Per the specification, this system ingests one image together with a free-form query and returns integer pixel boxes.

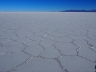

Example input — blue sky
[0,0,96,12]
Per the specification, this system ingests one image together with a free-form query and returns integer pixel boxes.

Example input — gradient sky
[0,0,96,12]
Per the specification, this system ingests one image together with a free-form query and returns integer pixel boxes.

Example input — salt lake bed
[0,12,96,72]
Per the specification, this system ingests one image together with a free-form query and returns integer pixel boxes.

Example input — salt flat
[0,12,96,72]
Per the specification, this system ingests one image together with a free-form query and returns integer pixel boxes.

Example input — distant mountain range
[60,9,96,12]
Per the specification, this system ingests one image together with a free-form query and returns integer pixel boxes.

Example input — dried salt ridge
[0,12,96,72]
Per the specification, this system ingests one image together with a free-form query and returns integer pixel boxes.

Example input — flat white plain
[0,12,96,72]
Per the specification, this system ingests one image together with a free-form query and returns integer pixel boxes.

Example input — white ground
[0,12,96,72]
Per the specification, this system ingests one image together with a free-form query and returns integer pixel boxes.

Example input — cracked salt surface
[59,56,95,72]
[40,46,61,58]
[12,57,64,72]
[0,43,24,53]
[0,52,30,72]
[55,42,78,55]
[0,12,96,72]
[78,47,96,62]
[24,45,44,56]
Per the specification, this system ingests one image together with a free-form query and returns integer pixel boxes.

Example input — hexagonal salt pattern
[40,46,61,58]
[39,39,55,47]
[0,43,25,53]
[55,42,78,55]
[77,48,96,62]
[24,45,44,56]
[73,40,90,47]
[12,57,64,72]
[0,12,96,72]
[0,52,30,72]
[58,56,95,72]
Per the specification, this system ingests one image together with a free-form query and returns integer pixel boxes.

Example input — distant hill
[60,9,96,12]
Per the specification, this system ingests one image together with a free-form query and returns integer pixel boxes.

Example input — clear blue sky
[0,0,96,12]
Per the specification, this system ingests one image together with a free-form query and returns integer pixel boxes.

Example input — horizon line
[0,9,96,12]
